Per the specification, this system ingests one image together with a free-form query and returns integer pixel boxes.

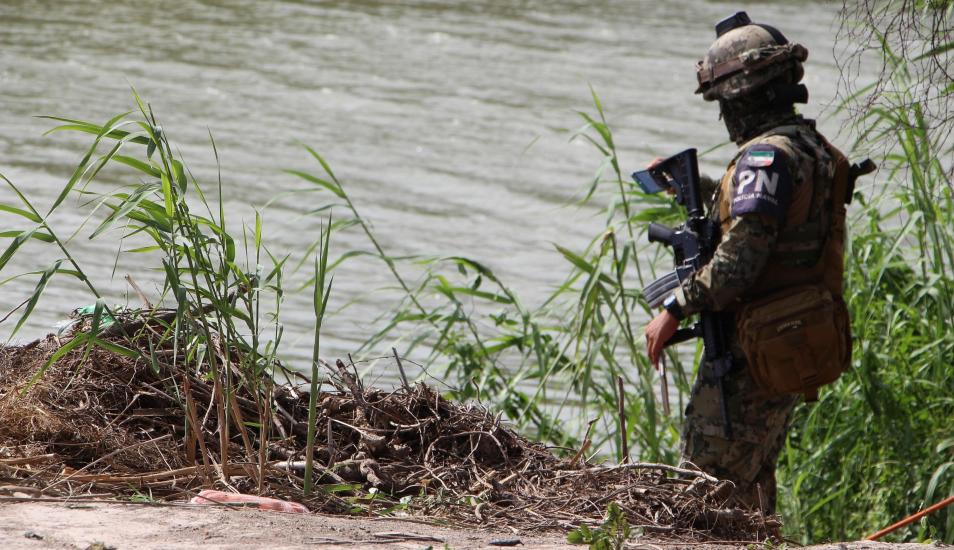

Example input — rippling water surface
[0,1,859,377]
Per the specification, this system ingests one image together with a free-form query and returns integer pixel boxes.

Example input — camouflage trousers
[680,352,799,515]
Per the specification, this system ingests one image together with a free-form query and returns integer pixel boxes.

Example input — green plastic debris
[74,304,117,328]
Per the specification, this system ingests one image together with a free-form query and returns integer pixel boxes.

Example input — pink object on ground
[190,489,310,514]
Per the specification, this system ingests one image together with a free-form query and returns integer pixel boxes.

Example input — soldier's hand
[644,310,679,369]
[646,157,676,195]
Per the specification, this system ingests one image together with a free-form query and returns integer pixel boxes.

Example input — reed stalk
[304,219,332,496]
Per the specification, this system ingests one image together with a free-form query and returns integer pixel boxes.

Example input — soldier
[644,12,853,514]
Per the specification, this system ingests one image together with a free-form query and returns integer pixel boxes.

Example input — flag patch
[747,150,775,167]
[731,144,793,223]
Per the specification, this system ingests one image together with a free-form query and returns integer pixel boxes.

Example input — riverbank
[0,328,773,544]
[0,502,946,550]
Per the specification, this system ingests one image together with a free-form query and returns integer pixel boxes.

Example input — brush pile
[0,311,776,542]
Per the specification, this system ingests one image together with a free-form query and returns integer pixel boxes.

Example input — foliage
[0,25,951,542]
[304,218,333,496]
[286,87,692,461]
[567,502,632,550]
[0,91,295,487]
[837,0,954,160]
[284,60,953,546]
[777,35,954,544]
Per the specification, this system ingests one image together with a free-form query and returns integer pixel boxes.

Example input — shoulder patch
[746,149,775,167]
[730,144,794,223]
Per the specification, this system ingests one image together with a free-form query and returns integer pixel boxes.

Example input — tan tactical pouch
[736,284,851,401]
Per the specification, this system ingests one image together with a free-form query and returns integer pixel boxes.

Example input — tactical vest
[714,121,854,400]
[714,121,851,301]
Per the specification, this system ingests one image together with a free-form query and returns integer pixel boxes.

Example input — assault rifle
[633,149,735,438]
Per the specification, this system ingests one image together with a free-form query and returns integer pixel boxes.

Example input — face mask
[717,90,799,144]
[718,98,760,143]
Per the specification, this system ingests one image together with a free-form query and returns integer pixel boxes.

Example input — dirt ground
[0,501,947,550]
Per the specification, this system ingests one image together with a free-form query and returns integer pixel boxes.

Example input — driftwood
[0,312,776,542]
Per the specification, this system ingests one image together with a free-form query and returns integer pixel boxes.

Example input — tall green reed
[0,92,293,483]
[777,40,953,543]
[281,88,692,461]
[304,219,332,496]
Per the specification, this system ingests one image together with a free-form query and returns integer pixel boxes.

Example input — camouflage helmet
[695,12,808,102]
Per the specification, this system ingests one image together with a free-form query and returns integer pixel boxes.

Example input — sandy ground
[0,501,947,550]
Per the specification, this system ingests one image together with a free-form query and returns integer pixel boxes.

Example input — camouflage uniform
[671,113,841,514]
[648,12,849,514]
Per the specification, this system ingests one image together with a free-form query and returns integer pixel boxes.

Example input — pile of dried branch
[0,312,776,542]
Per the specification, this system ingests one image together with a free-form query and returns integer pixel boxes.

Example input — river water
[0,1,862,383]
